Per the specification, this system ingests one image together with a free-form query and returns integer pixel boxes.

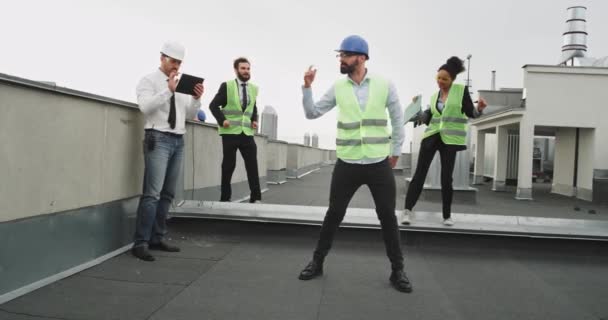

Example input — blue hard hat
[336,35,369,59]
[197,109,206,122]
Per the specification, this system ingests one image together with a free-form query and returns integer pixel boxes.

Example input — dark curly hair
[438,56,465,80]
[233,57,250,69]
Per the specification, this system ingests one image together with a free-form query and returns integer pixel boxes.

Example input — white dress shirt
[236,78,250,108]
[136,69,201,135]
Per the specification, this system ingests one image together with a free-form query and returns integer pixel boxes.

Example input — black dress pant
[313,158,404,271]
[405,134,458,219]
[220,134,261,202]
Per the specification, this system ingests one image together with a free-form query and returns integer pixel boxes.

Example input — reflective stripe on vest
[218,80,258,136]
[336,136,390,146]
[422,83,468,145]
[335,76,391,160]
[337,119,388,129]
[222,110,254,118]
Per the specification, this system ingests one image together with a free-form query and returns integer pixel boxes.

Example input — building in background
[312,133,319,148]
[468,6,608,203]
[304,132,311,146]
[261,105,278,140]
[410,6,608,204]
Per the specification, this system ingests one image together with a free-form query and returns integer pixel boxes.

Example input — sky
[1,0,606,150]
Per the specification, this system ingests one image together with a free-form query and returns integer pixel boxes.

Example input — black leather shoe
[149,241,181,252]
[131,246,155,261]
[390,270,413,293]
[298,260,323,280]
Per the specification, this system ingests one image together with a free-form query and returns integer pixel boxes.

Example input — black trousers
[405,134,458,219]
[313,158,404,271]
[220,134,261,202]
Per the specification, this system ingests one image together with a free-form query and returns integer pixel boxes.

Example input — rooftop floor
[2,165,607,320]
[2,219,607,320]
[172,166,608,240]
[261,166,606,220]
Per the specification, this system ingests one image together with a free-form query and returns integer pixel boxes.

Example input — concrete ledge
[0,197,137,302]
[405,178,477,204]
[0,244,131,305]
[172,201,608,241]
[0,72,137,110]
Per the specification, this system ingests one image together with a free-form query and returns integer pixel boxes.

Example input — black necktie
[168,94,176,129]
[241,83,248,110]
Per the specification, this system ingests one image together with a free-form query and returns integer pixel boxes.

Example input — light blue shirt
[302,72,405,164]
[437,99,445,113]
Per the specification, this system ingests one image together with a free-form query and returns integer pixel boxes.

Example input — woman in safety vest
[401,56,487,226]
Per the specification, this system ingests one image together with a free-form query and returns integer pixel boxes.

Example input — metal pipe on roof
[561,6,588,64]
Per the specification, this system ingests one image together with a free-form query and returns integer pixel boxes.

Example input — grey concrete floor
[2,165,607,320]
[262,166,607,220]
[1,219,607,320]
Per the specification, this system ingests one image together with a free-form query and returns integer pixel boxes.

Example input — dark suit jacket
[209,80,259,126]
[420,86,480,151]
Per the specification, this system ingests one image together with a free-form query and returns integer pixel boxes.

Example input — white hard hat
[160,41,185,61]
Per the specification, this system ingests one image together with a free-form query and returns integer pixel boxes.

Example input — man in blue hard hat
[297,35,413,293]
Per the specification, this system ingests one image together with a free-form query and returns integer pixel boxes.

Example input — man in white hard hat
[132,41,204,261]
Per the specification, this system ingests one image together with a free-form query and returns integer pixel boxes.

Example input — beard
[237,73,250,82]
[340,61,357,75]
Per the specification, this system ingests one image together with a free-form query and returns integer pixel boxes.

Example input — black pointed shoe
[131,246,155,261]
[298,260,323,280]
[149,241,181,252]
[390,270,413,293]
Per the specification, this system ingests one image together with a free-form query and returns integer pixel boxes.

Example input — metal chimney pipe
[561,6,587,64]
[304,132,311,146]
[491,70,496,90]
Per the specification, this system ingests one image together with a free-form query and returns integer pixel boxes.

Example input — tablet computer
[175,73,205,95]
[404,94,422,124]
